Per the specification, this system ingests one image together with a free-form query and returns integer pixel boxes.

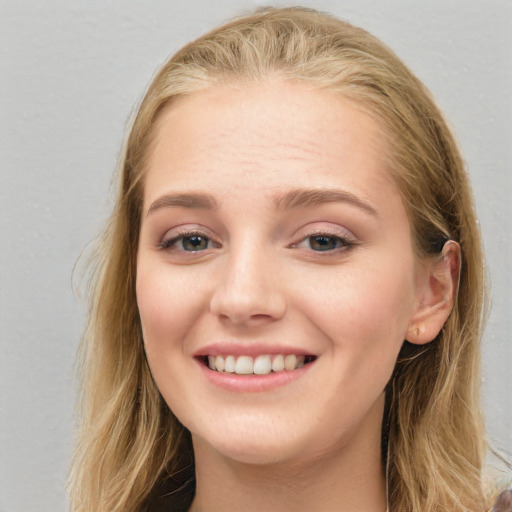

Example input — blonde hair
[69,7,490,511]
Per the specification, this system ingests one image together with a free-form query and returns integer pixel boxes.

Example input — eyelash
[159,228,356,255]
[158,230,220,252]
[290,230,356,253]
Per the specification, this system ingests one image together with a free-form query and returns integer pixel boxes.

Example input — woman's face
[136,79,427,466]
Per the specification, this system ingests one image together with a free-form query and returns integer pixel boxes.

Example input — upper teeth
[207,354,306,375]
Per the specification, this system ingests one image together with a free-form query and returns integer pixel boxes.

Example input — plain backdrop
[1,1,511,511]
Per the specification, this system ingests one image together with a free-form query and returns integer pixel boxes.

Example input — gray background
[1,1,510,511]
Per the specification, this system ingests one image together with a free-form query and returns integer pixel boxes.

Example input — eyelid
[290,224,358,244]
[158,225,221,250]
[288,224,359,255]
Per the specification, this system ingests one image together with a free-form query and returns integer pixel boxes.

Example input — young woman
[69,7,511,512]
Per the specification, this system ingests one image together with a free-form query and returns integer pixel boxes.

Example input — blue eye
[160,233,215,252]
[180,235,211,251]
[307,235,348,251]
[290,232,354,253]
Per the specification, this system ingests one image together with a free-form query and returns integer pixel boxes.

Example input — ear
[406,241,461,345]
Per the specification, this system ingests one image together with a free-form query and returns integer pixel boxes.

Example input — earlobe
[406,240,461,345]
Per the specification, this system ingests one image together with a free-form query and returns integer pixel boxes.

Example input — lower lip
[197,359,314,392]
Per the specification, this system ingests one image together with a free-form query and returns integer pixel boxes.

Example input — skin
[136,78,456,511]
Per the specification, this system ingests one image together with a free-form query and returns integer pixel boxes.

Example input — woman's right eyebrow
[146,192,218,215]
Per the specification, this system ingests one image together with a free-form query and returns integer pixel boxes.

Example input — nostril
[250,313,274,321]
[209,274,287,325]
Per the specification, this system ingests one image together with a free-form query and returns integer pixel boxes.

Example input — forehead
[144,78,395,208]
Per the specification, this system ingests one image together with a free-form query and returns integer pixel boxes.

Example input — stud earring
[409,324,425,338]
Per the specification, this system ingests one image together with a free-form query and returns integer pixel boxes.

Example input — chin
[191,416,311,466]
[210,440,301,466]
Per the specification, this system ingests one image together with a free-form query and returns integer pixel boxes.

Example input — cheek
[293,257,415,364]
[136,265,202,357]
[353,270,414,340]
[135,265,202,416]
[138,257,210,317]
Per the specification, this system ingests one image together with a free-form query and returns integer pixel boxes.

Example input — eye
[307,234,351,251]
[159,232,218,252]
[290,230,355,253]
[307,235,349,251]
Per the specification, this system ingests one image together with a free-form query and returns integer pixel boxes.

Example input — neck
[189,406,387,512]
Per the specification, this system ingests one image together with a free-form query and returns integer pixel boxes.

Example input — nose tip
[209,257,287,326]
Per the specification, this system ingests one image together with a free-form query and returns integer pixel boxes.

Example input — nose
[209,246,287,326]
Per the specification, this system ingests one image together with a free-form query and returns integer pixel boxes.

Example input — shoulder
[492,490,512,512]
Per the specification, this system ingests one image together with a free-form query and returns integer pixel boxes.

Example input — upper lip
[193,343,316,358]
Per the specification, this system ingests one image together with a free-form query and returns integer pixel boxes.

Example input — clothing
[145,481,512,511]
[493,489,512,512]
[144,470,194,512]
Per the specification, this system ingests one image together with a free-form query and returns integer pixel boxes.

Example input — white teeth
[215,356,225,372]
[235,355,253,374]
[284,354,297,371]
[206,354,310,374]
[271,354,284,372]
[253,355,272,375]
[224,355,235,373]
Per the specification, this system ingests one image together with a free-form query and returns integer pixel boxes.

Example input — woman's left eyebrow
[273,188,379,217]
[146,192,218,216]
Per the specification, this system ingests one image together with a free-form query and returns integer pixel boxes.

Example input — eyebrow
[147,192,218,215]
[146,188,379,217]
[273,188,379,216]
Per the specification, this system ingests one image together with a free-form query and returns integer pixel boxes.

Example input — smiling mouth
[198,354,317,375]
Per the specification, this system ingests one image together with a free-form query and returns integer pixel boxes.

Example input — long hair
[69,7,489,511]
